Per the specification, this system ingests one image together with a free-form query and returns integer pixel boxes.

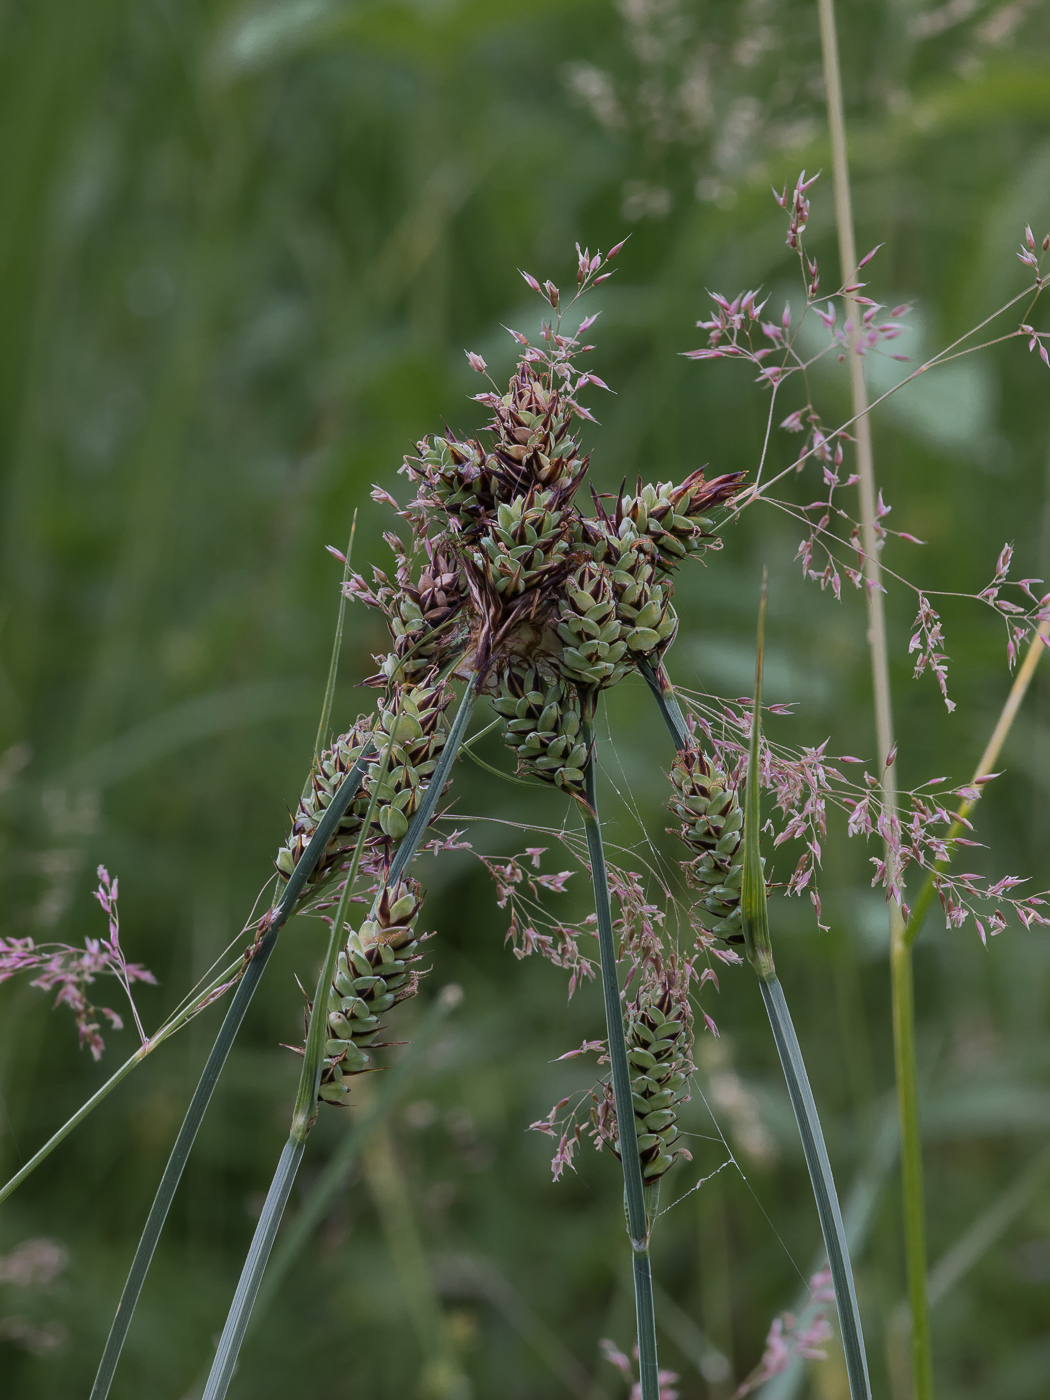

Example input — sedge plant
[81,239,878,1396]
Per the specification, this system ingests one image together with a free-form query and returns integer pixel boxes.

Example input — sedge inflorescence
[273,245,745,1187]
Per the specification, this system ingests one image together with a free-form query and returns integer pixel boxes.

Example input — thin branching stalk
[89,748,374,1400]
[905,624,1049,945]
[815,3,929,1392]
[579,698,660,1400]
[741,583,871,1400]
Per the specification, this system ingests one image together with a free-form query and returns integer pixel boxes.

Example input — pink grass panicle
[0,866,156,1061]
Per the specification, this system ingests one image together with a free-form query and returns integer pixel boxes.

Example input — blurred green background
[2,1,1050,1396]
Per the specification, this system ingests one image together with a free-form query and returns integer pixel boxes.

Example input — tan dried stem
[817,3,929,1396]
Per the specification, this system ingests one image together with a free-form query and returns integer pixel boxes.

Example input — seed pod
[275,723,374,890]
[615,979,692,1183]
[316,879,428,1103]
[381,547,469,685]
[553,562,630,689]
[667,747,746,941]
[403,433,501,528]
[492,664,587,795]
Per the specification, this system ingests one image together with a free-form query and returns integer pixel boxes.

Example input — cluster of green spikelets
[623,979,692,1182]
[275,679,451,886]
[667,747,747,944]
[268,276,745,1186]
[317,879,426,1103]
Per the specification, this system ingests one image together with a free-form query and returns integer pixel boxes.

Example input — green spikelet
[606,536,678,657]
[667,747,745,942]
[614,469,745,572]
[275,678,452,884]
[620,979,692,1182]
[473,490,570,598]
[491,664,588,795]
[316,879,427,1103]
[553,561,629,689]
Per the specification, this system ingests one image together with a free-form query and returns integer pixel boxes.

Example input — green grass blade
[311,517,356,770]
[201,687,432,1397]
[580,699,661,1400]
[89,750,372,1400]
[254,983,463,1320]
[201,1137,306,1400]
[757,979,871,1400]
[741,580,871,1400]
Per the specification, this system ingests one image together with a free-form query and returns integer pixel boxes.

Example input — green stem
[201,1137,306,1400]
[890,932,932,1396]
[645,637,871,1398]
[253,983,463,1321]
[89,748,374,1400]
[579,699,660,1400]
[758,977,871,1400]
[741,588,870,1400]
[311,516,356,769]
[0,956,245,1208]
[638,658,688,749]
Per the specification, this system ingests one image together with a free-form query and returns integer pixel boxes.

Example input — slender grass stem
[579,698,660,1400]
[0,954,243,1208]
[639,658,689,749]
[89,749,374,1400]
[741,584,871,1400]
[815,3,930,1393]
[311,515,356,768]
